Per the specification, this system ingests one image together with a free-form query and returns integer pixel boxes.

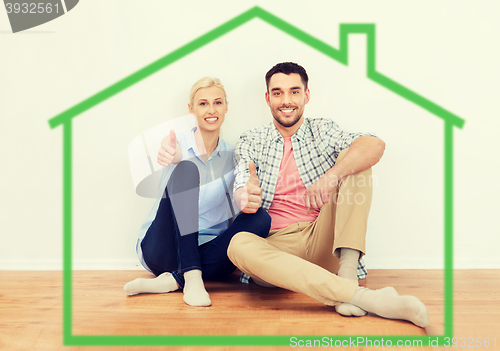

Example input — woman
[124,77,270,306]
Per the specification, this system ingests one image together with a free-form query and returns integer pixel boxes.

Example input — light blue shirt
[136,127,236,272]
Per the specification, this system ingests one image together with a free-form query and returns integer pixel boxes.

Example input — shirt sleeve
[324,120,377,159]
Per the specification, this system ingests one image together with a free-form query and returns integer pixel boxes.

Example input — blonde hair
[189,77,227,106]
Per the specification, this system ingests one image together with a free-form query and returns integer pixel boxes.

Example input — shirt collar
[293,118,309,142]
[212,136,224,157]
[270,118,310,143]
[270,123,283,143]
[187,127,224,158]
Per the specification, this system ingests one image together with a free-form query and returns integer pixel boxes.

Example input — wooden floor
[0,270,498,350]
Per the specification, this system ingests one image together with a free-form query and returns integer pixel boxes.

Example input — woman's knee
[235,208,271,237]
[167,160,200,194]
[253,208,271,236]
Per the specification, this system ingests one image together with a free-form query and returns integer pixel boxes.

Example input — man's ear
[304,89,310,105]
[265,91,271,107]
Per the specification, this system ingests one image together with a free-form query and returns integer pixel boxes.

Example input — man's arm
[328,135,385,180]
[305,136,385,210]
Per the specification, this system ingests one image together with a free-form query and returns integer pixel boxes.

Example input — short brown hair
[265,62,309,91]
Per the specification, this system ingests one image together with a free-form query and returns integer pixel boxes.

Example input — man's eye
[274,92,281,96]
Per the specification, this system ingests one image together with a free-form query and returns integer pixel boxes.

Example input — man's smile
[279,107,296,116]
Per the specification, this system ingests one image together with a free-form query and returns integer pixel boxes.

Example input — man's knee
[337,148,373,177]
[227,232,258,262]
[337,148,349,162]
[336,148,373,195]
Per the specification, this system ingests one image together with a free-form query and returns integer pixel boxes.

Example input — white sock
[123,272,179,296]
[337,247,360,281]
[183,270,211,307]
[335,248,367,317]
[349,286,430,328]
[335,301,367,317]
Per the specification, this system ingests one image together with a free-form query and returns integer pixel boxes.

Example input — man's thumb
[169,129,177,147]
[249,161,260,186]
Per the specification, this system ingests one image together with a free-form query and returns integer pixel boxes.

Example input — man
[228,62,429,327]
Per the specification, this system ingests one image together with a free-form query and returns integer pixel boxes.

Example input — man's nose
[282,92,292,105]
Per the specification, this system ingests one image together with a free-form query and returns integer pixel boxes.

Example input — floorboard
[0,269,498,350]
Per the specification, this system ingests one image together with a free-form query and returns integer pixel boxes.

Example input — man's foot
[349,286,429,327]
[335,303,367,317]
[183,270,211,307]
[123,272,179,296]
[336,248,366,316]
[338,248,360,281]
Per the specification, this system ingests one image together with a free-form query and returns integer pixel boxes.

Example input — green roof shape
[48,5,462,347]
[48,5,465,130]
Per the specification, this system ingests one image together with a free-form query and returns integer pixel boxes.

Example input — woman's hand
[157,129,182,167]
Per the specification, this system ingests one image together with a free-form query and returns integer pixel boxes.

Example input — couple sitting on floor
[124,62,429,328]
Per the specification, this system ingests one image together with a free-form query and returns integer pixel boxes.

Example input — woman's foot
[123,272,179,296]
[183,269,211,307]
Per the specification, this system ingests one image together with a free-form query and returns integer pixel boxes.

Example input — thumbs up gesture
[241,161,262,213]
[157,129,182,167]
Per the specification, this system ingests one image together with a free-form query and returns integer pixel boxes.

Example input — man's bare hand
[239,161,262,213]
[305,172,339,212]
[157,129,182,167]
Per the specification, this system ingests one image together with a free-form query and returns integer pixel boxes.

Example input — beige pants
[227,149,373,306]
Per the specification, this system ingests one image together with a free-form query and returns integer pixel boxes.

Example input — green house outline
[48,6,464,347]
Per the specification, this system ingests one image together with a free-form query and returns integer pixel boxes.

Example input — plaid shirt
[234,118,375,283]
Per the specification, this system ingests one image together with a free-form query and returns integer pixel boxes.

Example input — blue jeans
[140,160,271,288]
